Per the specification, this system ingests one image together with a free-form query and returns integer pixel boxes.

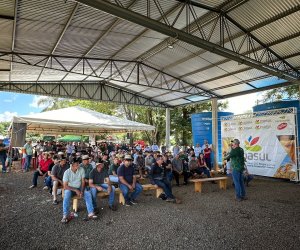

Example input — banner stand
[221,108,299,182]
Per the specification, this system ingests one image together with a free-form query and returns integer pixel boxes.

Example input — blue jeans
[0,154,7,172]
[197,167,211,178]
[119,183,143,202]
[154,179,174,199]
[166,171,173,182]
[232,169,246,199]
[63,188,94,216]
[24,155,32,171]
[45,176,52,189]
[90,184,115,207]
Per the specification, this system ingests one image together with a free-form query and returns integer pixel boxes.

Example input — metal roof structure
[0,0,299,108]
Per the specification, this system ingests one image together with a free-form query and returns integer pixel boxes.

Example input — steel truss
[221,107,296,120]
[76,0,300,82]
[0,80,168,108]
[0,51,214,97]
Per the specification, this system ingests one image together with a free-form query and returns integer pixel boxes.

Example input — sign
[221,113,298,181]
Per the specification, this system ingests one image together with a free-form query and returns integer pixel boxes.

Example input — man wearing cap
[80,155,93,181]
[117,154,143,206]
[89,162,117,211]
[0,138,8,173]
[51,156,69,205]
[226,139,246,201]
[100,153,110,173]
[134,151,145,179]
[61,159,96,223]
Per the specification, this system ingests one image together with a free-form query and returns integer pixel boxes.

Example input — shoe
[235,198,242,202]
[29,185,36,189]
[166,197,175,202]
[61,216,69,224]
[43,186,49,190]
[130,199,138,205]
[52,200,58,205]
[242,197,248,200]
[183,182,188,185]
[125,200,132,206]
[211,181,217,184]
[88,214,98,220]
[109,204,117,211]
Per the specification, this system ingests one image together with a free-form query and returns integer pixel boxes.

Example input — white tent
[11,106,155,135]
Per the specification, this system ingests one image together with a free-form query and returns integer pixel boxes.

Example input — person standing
[23,140,33,172]
[194,143,201,158]
[203,144,212,170]
[0,138,8,173]
[226,139,246,201]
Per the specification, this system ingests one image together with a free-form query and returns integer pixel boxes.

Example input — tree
[261,85,299,102]
[0,122,10,136]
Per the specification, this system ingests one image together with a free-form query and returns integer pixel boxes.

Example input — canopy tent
[11,106,155,135]
[57,135,86,142]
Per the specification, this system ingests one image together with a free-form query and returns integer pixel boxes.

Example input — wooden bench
[189,177,228,193]
[67,184,163,212]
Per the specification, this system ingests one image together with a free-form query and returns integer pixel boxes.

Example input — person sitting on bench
[51,156,69,205]
[149,155,179,203]
[29,152,53,189]
[61,159,96,223]
[89,162,117,211]
[117,154,143,206]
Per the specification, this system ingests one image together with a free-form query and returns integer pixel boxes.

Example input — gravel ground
[0,171,299,250]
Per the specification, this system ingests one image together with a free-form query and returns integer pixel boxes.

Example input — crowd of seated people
[24,140,215,223]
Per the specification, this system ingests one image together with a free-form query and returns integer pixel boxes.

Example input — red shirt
[198,158,206,167]
[203,148,211,159]
[39,158,53,172]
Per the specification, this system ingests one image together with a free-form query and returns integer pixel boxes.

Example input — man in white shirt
[194,143,201,158]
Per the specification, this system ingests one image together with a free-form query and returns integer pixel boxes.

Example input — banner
[221,113,298,181]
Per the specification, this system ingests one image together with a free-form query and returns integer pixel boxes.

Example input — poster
[221,113,298,181]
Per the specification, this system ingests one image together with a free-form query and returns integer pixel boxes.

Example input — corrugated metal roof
[0,0,299,107]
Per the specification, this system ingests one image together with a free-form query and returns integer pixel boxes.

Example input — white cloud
[223,93,262,115]
[3,99,13,103]
[29,95,49,108]
[0,111,18,122]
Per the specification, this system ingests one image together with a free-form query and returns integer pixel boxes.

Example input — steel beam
[0,80,168,108]
[10,0,18,81]
[75,0,298,82]
[0,51,213,96]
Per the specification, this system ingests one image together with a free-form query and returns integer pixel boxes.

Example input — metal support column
[166,108,171,151]
[211,98,218,170]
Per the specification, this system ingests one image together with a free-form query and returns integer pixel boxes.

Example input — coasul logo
[244,136,262,152]
[277,122,287,130]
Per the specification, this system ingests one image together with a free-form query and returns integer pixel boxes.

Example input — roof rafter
[36,2,80,82]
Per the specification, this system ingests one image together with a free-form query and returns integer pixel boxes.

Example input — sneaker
[236,198,242,202]
[125,200,132,206]
[166,197,175,202]
[53,200,58,205]
[109,204,117,211]
[130,199,138,205]
[29,185,36,189]
[43,186,49,190]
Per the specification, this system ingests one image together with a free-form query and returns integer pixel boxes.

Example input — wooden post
[73,198,78,212]
[156,188,163,198]
[194,182,202,193]
[119,193,125,205]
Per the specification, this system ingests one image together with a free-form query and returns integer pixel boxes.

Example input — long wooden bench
[189,177,228,193]
[67,184,163,212]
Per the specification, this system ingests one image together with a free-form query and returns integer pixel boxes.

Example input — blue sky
[0,92,44,122]
[0,90,261,122]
